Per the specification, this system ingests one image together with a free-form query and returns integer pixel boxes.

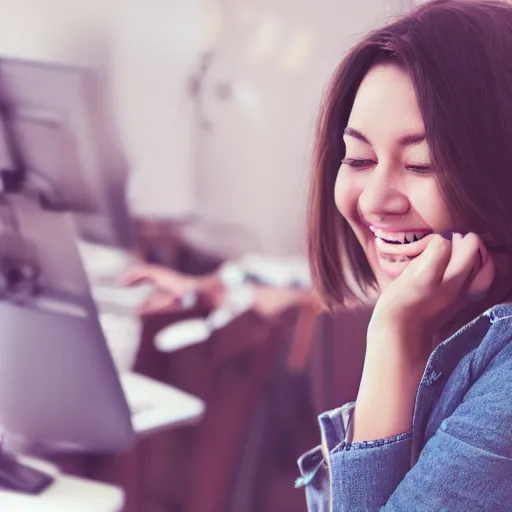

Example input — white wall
[194,0,407,255]
[110,0,206,219]
[0,0,115,62]
[0,0,408,256]
[0,0,206,221]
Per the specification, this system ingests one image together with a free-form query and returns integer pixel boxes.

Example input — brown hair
[308,0,512,310]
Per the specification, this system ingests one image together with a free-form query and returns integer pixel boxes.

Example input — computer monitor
[0,56,136,459]
[0,197,136,456]
[0,56,134,247]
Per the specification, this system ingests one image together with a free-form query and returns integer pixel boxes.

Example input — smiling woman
[308,1,512,310]
[298,1,512,511]
[334,64,450,284]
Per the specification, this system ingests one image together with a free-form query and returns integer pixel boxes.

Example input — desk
[1,374,205,512]
[121,372,205,435]
[0,457,124,512]
[42,373,206,512]
[77,241,134,283]
[6,243,205,511]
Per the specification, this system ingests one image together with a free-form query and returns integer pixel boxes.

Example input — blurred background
[0,1,417,511]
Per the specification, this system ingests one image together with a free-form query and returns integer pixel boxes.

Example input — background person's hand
[122,264,196,295]
[121,264,199,315]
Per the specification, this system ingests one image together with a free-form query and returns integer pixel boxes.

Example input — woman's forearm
[351,324,429,443]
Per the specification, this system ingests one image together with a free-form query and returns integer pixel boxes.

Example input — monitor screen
[0,56,134,247]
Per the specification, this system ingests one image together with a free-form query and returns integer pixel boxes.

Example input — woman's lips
[372,233,436,279]
[374,232,435,258]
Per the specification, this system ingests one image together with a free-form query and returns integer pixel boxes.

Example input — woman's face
[335,64,454,291]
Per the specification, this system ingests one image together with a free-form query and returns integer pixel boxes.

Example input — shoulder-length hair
[308,0,512,311]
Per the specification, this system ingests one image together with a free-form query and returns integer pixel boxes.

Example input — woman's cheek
[334,169,359,218]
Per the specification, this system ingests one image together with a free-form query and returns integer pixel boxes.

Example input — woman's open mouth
[369,226,434,276]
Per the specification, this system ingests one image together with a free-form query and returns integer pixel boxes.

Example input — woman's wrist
[368,317,433,364]
[351,323,429,443]
[352,362,425,442]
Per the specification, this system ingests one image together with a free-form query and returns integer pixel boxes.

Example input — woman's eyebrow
[343,127,370,144]
[343,126,426,146]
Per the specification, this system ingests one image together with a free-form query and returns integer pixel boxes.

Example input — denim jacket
[296,304,512,511]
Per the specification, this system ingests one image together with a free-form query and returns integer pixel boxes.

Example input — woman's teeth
[370,227,430,245]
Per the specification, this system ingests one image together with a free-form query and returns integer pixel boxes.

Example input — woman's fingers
[467,237,495,298]
[440,233,481,295]
[403,234,452,289]
[412,232,493,302]
[374,231,496,334]
[401,232,489,302]
[441,232,496,302]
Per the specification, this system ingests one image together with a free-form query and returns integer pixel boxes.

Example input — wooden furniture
[184,308,298,512]
[47,371,205,512]
[130,287,314,512]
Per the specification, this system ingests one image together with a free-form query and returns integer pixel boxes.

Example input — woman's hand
[352,232,495,442]
[370,232,494,353]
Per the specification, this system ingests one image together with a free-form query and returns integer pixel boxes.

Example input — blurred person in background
[122,253,312,317]
[297,0,512,510]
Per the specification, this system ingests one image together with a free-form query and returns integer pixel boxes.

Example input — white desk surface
[77,241,134,283]
[0,457,123,512]
[0,374,204,511]
[122,372,205,436]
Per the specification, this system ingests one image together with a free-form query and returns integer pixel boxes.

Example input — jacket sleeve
[296,402,356,511]
[326,345,512,511]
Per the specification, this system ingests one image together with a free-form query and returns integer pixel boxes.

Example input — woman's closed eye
[405,163,434,175]
[341,158,376,169]
[341,157,434,175]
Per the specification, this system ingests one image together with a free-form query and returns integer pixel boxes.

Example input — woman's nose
[357,167,410,222]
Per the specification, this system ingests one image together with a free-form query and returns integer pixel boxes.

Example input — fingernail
[440,230,467,240]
